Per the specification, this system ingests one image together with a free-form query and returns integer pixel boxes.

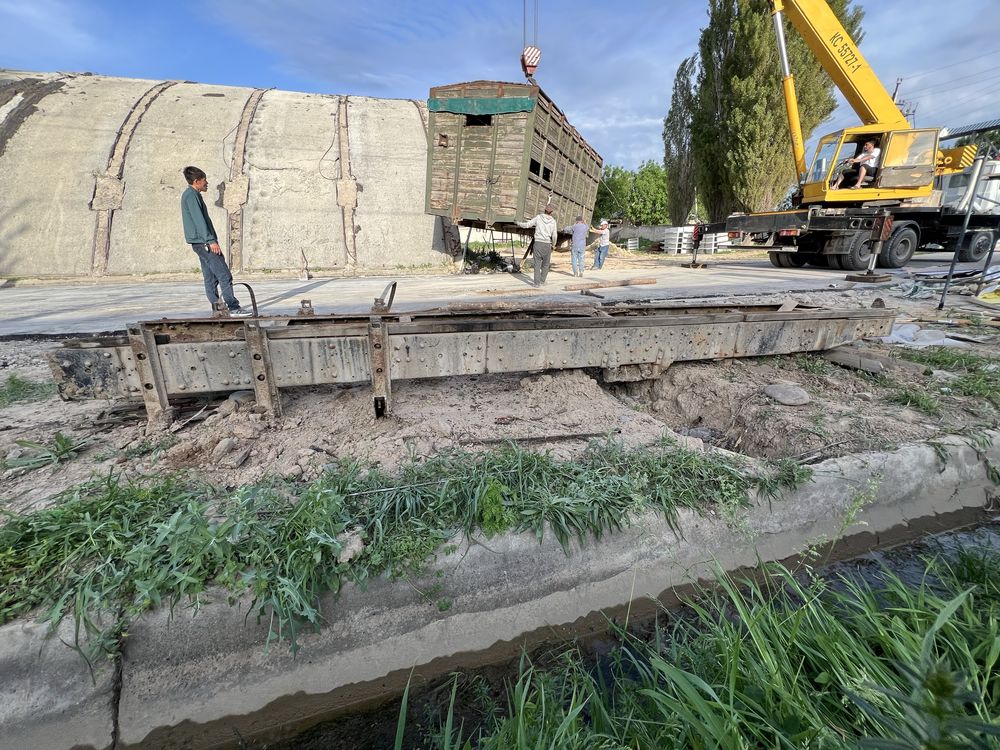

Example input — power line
[900,45,1000,80]
[918,75,1000,114]
[902,64,1000,98]
[918,87,995,123]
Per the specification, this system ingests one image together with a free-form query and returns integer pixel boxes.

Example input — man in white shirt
[590,219,611,269]
[832,139,881,190]
[517,203,559,286]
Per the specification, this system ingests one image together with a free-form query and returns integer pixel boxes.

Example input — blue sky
[2,0,999,169]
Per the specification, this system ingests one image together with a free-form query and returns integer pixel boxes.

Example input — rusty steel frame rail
[46,300,895,423]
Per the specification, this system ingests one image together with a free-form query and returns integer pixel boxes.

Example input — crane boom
[773,0,909,130]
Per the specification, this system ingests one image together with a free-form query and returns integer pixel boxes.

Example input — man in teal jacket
[181,166,250,316]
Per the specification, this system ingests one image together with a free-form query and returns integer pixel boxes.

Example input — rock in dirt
[212,437,238,458]
[220,447,250,469]
[231,422,263,440]
[216,399,238,417]
[764,383,811,406]
[931,369,959,383]
[166,440,197,462]
[683,426,722,442]
[336,531,365,563]
[229,390,256,406]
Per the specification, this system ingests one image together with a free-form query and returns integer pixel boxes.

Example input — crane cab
[800,126,939,205]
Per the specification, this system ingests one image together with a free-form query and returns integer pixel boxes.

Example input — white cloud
[199,0,690,166]
[0,0,102,63]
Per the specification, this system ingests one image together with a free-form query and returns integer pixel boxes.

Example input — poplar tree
[680,0,863,220]
[663,56,699,226]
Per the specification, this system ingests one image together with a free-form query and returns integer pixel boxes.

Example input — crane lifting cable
[521,0,541,82]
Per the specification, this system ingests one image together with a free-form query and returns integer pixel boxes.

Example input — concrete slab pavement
[0,256,873,336]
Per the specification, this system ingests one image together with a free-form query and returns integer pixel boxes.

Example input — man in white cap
[517,203,559,286]
[590,218,611,270]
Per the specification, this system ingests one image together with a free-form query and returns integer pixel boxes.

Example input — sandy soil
[2,285,998,513]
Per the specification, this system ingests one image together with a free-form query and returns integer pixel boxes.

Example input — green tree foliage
[663,56,699,225]
[594,161,670,226]
[594,164,633,223]
[686,0,863,220]
[632,160,670,225]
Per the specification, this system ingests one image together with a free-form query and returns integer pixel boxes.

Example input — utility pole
[891,77,903,103]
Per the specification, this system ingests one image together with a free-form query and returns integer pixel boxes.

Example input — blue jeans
[571,246,585,275]
[192,243,240,310]
[593,245,609,269]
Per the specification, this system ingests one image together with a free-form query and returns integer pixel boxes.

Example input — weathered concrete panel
[348,97,448,269]
[108,81,253,275]
[0,618,115,750]
[241,90,345,271]
[0,73,152,277]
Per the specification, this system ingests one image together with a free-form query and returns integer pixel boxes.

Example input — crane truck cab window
[808,138,840,184]
[879,129,939,189]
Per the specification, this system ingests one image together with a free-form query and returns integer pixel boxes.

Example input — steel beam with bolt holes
[46,299,895,423]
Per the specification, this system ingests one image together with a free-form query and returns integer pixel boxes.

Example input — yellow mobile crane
[725,0,1000,271]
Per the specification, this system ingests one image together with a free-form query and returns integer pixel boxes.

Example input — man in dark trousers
[180,166,251,316]
[516,203,559,286]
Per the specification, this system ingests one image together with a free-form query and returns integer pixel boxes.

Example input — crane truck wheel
[785,253,807,267]
[768,251,784,268]
[878,226,918,269]
[957,230,996,263]
[839,232,874,272]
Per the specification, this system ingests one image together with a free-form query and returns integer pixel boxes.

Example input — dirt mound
[614,347,989,460]
[2,366,670,511]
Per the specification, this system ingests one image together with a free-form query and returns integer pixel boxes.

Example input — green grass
[412,548,1000,749]
[886,387,942,416]
[794,354,835,376]
[0,374,55,408]
[0,437,810,656]
[898,347,1000,408]
[2,431,91,471]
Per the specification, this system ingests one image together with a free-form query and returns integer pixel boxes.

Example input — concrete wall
[3,432,998,749]
[0,70,453,279]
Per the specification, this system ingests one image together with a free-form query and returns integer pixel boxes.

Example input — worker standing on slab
[517,203,559,286]
[591,219,610,270]
[180,166,251,317]
[562,214,590,277]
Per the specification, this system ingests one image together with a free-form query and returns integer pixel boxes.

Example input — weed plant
[0,374,55,408]
[886,387,942,416]
[898,347,1000,408]
[0,437,809,655]
[412,550,1000,749]
[3,431,91,471]
[794,354,835,376]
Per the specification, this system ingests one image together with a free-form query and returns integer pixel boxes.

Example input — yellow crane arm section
[774,0,909,130]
